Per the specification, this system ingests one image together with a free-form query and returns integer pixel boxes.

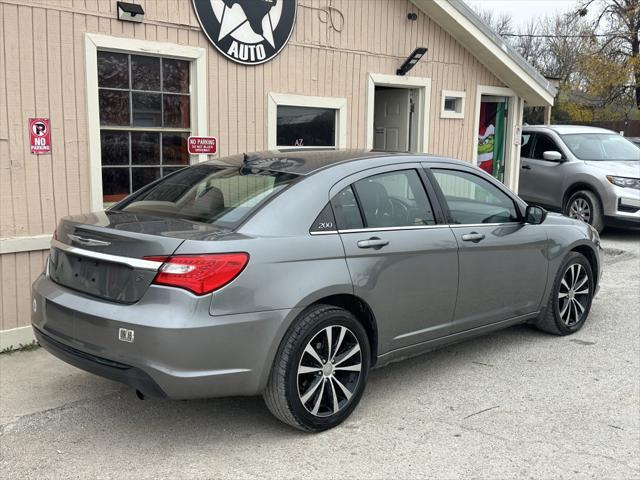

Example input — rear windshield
[560,133,640,161]
[113,164,299,228]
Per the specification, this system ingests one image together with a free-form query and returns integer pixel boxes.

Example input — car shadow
[45,322,551,441]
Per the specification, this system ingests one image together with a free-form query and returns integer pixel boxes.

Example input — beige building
[0,0,555,349]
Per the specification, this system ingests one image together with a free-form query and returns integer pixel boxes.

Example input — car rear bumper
[32,273,299,399]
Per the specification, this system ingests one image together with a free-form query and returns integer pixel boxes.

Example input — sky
[466,0,582,28]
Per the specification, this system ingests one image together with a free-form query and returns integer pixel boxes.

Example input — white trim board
[267,93,347,150]
[0,326,36,351]
[0,234,52,254]
[84,34,208,212]
[440,89,466,119]
[366,73,432,153]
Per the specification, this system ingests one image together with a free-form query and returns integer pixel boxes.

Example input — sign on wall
[188,136,218,155]
[29,118,51,155]
[192,0,297,66]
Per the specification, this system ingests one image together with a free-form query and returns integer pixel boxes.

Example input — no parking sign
[29,118,51,155]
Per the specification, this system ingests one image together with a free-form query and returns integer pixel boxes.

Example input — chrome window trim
[309,222,522,235]
[51,239,163,271]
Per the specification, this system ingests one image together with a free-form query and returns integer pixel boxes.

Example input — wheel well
[563,183,600,211]
[313,294,379,366]
[571,245,598,286]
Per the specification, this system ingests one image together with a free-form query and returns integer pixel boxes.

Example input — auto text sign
[29,118,51,155]
[188,136,218,155]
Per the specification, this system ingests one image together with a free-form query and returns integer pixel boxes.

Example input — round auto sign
[192,0,297,65]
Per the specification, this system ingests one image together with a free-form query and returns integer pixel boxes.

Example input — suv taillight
[144,253,249,295]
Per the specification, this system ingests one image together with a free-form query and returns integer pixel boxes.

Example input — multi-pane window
[97,51,191,203]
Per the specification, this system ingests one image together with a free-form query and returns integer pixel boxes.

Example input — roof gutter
[411,0,557,106]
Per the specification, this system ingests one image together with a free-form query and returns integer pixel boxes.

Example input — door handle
[521,164,531,170]
[461,232,485,243]
[357,237,389,249]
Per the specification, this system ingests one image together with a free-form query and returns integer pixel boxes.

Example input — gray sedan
[32,151,603,431]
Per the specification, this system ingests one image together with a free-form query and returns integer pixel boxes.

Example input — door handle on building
[461,232,485,243]
[357,237,389,249]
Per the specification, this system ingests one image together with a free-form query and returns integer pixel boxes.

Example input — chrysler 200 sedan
[32,151,603,431]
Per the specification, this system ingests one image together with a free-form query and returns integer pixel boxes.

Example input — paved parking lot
[1,229,639,479]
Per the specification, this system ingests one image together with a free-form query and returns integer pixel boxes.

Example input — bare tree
[474,9,515,37]
[579,0,640,109]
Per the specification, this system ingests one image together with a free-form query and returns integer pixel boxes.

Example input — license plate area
[49,248,155,303]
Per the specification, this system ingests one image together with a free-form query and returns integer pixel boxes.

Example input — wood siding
[0,0,504,331]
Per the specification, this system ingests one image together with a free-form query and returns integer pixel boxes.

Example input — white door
[373,88,410,152]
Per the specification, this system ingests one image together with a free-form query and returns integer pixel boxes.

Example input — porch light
[397,48,427,76]
[117,2,145,23]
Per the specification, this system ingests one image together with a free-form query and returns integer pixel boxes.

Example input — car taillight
[144,253,249,296]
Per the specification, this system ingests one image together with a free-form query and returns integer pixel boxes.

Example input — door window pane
[277,106,336,148]
[353,170,435,228]
[131,132,160,165]
[131,55,161,91]
[163,58,190,93]
[532,134,561,160]
[99,90,130,126]
[520,133,533,157]
[331,186,363,230]
[132,92,162,126]
[97,51,128,88]
[432,169,519,224]
[100,131,129,166]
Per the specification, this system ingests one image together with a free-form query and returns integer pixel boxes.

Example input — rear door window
[331,185,364,230]
[520,133,533,157]
[115,164,298,228]
[352,170,436,228]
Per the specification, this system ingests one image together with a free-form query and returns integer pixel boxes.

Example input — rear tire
[263,304,370,432]
[564,190,604,233]
[536,252,595,335]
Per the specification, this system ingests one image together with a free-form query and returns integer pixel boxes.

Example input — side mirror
[525,205,547,224]
[542,151,563,161]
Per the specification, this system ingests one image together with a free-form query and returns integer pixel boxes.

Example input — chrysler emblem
[67,234,111,247]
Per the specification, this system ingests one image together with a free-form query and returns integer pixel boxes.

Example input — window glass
[97,51,191,205]
[310,203,337,232]
[520,133,533,157]
[433,169,519,224]
[116,165,298,228]
[331,186,364,230]
[353,170,435,228]
[560,133,640,161]
[532,134,561,160]
[277,106,336,148]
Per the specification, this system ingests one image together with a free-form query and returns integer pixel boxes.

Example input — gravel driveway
[1,228,638,479]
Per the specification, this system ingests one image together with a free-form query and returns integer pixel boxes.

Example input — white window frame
[267,93,347,150]
[440,90,465,119]
[85,33,208,211]
[366,73,431,153]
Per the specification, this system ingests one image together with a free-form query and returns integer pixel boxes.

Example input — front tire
[263,304,370,432]
[536,252,595,335]
[565,190,604,233]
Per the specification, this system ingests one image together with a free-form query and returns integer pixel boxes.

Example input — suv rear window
[114,164,299,228]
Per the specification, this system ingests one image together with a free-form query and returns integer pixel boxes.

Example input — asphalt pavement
[1,228,639,479]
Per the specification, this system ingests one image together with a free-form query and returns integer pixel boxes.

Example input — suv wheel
[536,252,595,335]
[565,190,604,232]
[263,304,370,432]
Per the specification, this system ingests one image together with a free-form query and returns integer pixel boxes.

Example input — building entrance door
[373,87,418,152]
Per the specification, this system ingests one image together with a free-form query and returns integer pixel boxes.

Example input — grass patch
[0,340,40,355]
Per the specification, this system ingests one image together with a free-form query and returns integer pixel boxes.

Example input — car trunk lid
[49,210,229,303]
